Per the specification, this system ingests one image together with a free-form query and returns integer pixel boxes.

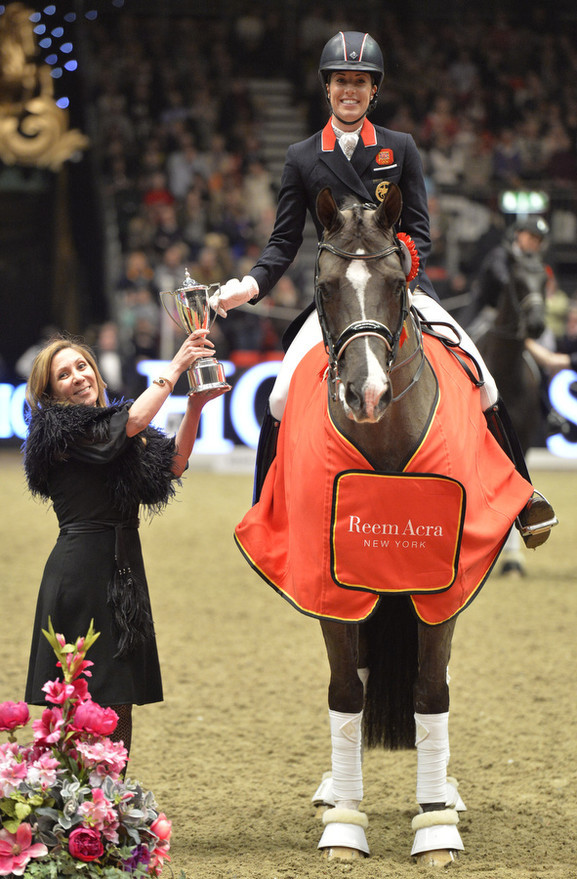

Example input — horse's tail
[362,595,418,750]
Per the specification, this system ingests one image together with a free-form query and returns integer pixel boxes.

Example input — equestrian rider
[211,30,555,542]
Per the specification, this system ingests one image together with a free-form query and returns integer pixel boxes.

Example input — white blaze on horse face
[344,254,389,420]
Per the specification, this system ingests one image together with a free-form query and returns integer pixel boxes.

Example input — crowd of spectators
[72,2,577,398]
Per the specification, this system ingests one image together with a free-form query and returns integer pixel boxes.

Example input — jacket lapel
[318,120,373,202]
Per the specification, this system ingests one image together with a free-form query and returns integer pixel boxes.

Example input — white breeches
[268,295,498,421]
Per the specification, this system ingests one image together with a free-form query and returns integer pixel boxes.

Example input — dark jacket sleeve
[249,143,309,300]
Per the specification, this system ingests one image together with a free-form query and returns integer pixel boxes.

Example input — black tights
[110,703,133,759]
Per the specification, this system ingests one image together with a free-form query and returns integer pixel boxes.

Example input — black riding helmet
[319,31,384,116]
[513,216,550,239]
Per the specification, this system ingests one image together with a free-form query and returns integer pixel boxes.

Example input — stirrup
[516,490,558,549]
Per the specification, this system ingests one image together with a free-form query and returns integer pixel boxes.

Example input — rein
[314,236,413,401]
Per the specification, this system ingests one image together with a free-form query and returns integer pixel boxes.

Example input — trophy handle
[207,283,221,329]
[160,291,187,331]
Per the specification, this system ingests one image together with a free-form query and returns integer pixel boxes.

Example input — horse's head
[315,184,409,423]
[509,251,548,340]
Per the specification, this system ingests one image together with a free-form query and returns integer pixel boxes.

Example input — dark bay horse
[312,185,461,867]
[475,245,547,456]
[235,183,532,868]
[475,243,548,572]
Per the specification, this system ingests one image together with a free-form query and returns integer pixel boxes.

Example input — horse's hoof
[411,809,463,864]
[318,808,370,857]
[323,846,366,861]
[500,558,526,577]
[415,848,458,868]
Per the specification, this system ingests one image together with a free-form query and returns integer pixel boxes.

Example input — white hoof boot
[411,808,463,866]
[311,771,335,812]
[318,808,369,859]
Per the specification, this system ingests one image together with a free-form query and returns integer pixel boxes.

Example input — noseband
[314,237,409,399]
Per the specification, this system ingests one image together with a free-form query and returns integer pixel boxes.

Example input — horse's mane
[330,197,385,251]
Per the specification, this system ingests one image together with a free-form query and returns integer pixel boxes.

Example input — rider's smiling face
[327,71,376,129]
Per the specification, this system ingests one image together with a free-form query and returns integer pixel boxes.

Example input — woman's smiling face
[327,70,376,129]
[49,347,99,406]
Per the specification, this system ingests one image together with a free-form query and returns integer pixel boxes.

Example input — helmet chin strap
[330,105,367,127]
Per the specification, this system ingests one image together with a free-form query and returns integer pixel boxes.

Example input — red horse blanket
[235,335,533,625]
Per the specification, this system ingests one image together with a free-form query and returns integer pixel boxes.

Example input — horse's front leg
[412,618,464,867]
[317,620,369,859]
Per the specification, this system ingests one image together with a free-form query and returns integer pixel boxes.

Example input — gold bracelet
[152,376,174,393]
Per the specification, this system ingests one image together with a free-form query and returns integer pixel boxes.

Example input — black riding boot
[253,406,280,504]
[485,401,558,549]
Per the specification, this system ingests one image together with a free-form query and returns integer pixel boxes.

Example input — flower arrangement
[0,620,173,877]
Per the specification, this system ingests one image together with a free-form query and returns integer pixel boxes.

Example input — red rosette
[397,232,420,282]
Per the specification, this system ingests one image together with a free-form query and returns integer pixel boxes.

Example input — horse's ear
[374,183,403,232]
[316,187,344,234]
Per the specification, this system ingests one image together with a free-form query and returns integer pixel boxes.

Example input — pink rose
[150,813,171,842]
[0,701,29,732]
[68,826,104,862]
[72,701,118,737]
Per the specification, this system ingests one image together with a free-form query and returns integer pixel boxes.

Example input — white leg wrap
[413,291,498,409]
[269,311,322,420]
[329,709,363,809]
[415,711,450,805]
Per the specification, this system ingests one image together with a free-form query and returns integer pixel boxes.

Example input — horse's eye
[317,283,330,300]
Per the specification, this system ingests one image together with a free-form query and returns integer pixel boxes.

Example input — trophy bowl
[160,269,228,395]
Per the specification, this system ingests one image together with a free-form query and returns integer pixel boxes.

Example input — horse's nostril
[345,383,364,412]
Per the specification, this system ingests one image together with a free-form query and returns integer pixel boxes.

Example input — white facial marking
[344,253,389,420]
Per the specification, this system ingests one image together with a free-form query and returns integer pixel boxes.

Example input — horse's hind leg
[412,618,464,867]
[316,620,369,859]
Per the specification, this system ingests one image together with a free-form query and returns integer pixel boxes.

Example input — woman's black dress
[23,403,179,707]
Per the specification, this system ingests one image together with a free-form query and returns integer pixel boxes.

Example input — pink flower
[68,826,104,862]
[0,742,29,796]
[72,701,118,737]
[75,739,127,781]
[78,789,119,843]
[0,823,48,876]
[25,752,61,790]
[0,701,29,733]
[41,680,76,705]
[149,813,172,873]
[32,708,64,746]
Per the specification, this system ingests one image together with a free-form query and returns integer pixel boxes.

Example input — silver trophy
[160,269,228,395]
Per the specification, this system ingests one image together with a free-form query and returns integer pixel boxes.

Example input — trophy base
[186,357,228,395]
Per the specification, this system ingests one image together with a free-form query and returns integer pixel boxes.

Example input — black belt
[59,517,154,658]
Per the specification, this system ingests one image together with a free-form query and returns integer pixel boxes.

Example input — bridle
[314,233,415,401]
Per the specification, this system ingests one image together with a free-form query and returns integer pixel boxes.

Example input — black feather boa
[23,402,179,516]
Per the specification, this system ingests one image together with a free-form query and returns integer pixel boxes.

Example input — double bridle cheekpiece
[314,234,412,400]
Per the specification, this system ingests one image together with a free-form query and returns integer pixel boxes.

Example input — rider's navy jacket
[249,118,436,303]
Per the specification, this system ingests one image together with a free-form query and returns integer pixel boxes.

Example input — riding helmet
[513,216,550,238]
[319,31,384,112]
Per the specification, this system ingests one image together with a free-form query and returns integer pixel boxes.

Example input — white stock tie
[339,133,358,160]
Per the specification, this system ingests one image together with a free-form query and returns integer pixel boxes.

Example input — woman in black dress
[23,330,227,755]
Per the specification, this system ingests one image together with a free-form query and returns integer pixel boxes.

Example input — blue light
[33,24,46,34]
[45,53,58,65]
[50,67,63,79]
[43,5,56,14]
[64,60,78,71]
[29,12,42,22]
[64,12,76,21]
[38,37,52,48]
[85,9,98,19]
[51,26,63,37]
[60,42,73,53]
[112,0,125,6]
[56,97,70,109]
